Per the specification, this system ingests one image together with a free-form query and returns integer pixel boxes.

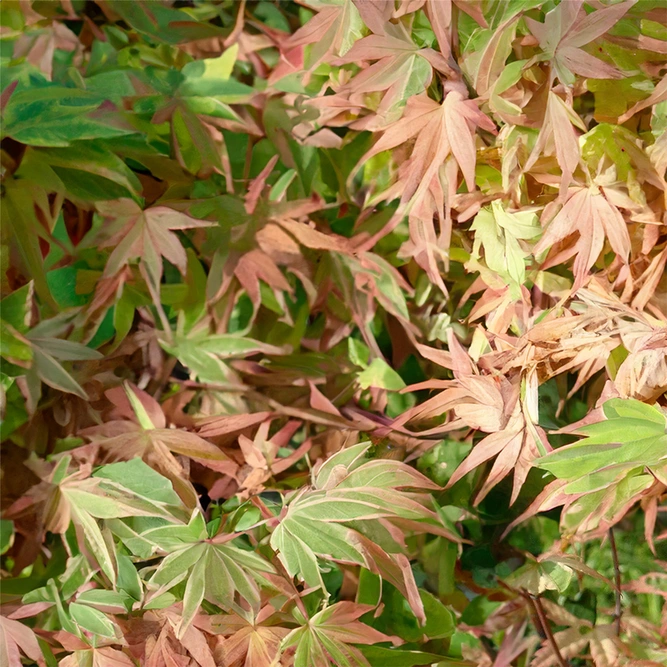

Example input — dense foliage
[1,1,666,666]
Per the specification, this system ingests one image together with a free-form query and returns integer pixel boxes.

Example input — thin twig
[521,590,546,639]
[608,527,622,636]
[526,594,569,667]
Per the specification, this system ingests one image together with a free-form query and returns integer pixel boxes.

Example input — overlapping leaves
[1,1,666,666]
[517,399,667,539]
[271,443,458,621]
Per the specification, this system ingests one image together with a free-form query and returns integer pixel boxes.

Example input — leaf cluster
[1,1,666,667]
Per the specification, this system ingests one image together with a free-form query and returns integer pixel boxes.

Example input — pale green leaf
[358,358,406,390]
[69,602,117,638]
[178,555,207,638]
[180,44,240,96]
[32,347,88,399]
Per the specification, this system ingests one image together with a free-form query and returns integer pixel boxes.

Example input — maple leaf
[123,605,216,667]
[0,288,104,404]
[357,88,497,202]
[493,306,619,396]
[0,613,42,667]
[286,0,365,72]
[95,199,213,298]
[138,511,275,638]
[532,398,667,538]
[524,90,587,195]
[352,88,496,289]
[525,0,633,86]
[470,200,541,292]
[81,384,238,507]
[334,22,451,127]
[159,43,259,178]
[161,325,288,385]
[1,318,103,405]
[49,628,145,666]
[270,442,458,623]
[196,412,275,442]
[197,606,290,667]
[4,456,183,584]
[462,13,520,103]
[315,251,412,356]
[16,551,125,623]
[506,553,610,597]
[395,332,549,504]
[282,601,400,667]
[533,184,632,289]
[186,164,325,323]
[618,75,667,125]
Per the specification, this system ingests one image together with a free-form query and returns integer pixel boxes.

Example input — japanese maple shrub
[1,1,666,667]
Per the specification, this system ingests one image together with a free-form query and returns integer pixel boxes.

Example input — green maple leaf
[140,511,275,637]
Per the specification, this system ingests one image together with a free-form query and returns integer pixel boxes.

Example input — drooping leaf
[282,602,400,667]
[0,615,43,666]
